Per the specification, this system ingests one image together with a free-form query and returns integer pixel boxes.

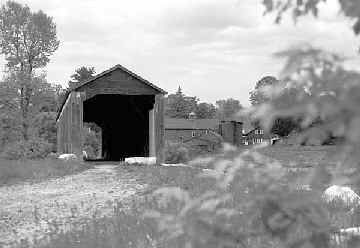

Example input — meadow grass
[0,159,91,186]
[3,145,355,248]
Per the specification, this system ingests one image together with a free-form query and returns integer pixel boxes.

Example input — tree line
[164,86,243,120]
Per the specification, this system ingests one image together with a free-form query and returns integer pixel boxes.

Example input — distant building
[164,116,279,151]
[243,127,279,145]
[165,118,220,143]
[164,118,223,155]
[218,120,243,146]
[233,115,279,146]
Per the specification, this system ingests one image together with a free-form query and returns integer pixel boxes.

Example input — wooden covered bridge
[56,65,166,162]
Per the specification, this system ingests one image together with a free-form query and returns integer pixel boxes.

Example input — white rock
[323,185,360,206]
[124,157,157,166]
[58,154,78,161]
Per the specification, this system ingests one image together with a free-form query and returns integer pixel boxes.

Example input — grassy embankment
[0,159,91,186]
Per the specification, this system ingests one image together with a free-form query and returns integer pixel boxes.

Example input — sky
[1,0,360,106]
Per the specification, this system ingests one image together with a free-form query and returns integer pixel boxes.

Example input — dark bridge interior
[83,94,155,161]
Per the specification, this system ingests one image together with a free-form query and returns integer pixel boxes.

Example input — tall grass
[0,159,91,186]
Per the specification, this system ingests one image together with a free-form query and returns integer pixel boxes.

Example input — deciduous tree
[165,87,198,118]
[216,98,242,120]
[195,102,217,119]
[263,0,360,36]
[249,76,279,105]
[0,1,59,140]
[68,66,96,88]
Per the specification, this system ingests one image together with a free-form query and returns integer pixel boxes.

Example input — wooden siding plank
[155,95,165,163]
[56,92,83,156]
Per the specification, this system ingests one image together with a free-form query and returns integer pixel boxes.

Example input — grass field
[1,145,352,247]
[0,159,91,186]
[259,145,339,167]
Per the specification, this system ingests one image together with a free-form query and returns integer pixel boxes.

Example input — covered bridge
[56,65,166,162]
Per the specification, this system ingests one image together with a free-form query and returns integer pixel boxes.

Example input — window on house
[260,130,264,135]
[192,131,196,137]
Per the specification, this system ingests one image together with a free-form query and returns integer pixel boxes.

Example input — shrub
[164,142,190,164]
[2,138,52,160]
[83,130,101,159]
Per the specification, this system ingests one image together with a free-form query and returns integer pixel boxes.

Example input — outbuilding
[56,64,166,162]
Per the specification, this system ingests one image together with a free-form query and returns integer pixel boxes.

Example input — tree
[263,0,360,36]
[249,76,301,136]
[0,1,59,140]
[0,73,60,152]
[68,66,96,88]
[250,76,279,105]
[216,98,242,120]
[165,87,198,118]
[195,102,217,119]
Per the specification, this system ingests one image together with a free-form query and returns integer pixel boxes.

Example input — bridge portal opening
[83,94,155,161]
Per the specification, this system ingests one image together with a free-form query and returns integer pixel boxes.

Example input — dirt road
[0,165,147,247]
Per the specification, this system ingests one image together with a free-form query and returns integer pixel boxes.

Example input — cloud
[157,0,258,31]
[0,0,360,106]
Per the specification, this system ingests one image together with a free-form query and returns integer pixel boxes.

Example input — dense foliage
[148,2,360,247]
[0,74,60,156]
[165,87,199,119]
[0,0,59,140]
[262,0,360,35]
[215,98,243,120]
[68,66,96,89]
[165,87,243,120]
[250,76,301,137]
[2,137,52,160]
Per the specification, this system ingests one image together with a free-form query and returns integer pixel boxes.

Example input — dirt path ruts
[0,165,147,247]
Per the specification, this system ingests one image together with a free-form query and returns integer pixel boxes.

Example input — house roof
[56,64,167,121]
[165,118,219,130]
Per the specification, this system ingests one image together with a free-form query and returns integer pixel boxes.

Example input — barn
[56,65,166,162]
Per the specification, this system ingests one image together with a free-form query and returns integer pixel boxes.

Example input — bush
[83,130,101,159]
[164,142,190,164]
[2,138,52,160]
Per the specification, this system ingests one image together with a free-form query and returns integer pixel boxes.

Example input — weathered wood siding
[76,70,159,100]
[155,95,165,163]
[56,92,83,156]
